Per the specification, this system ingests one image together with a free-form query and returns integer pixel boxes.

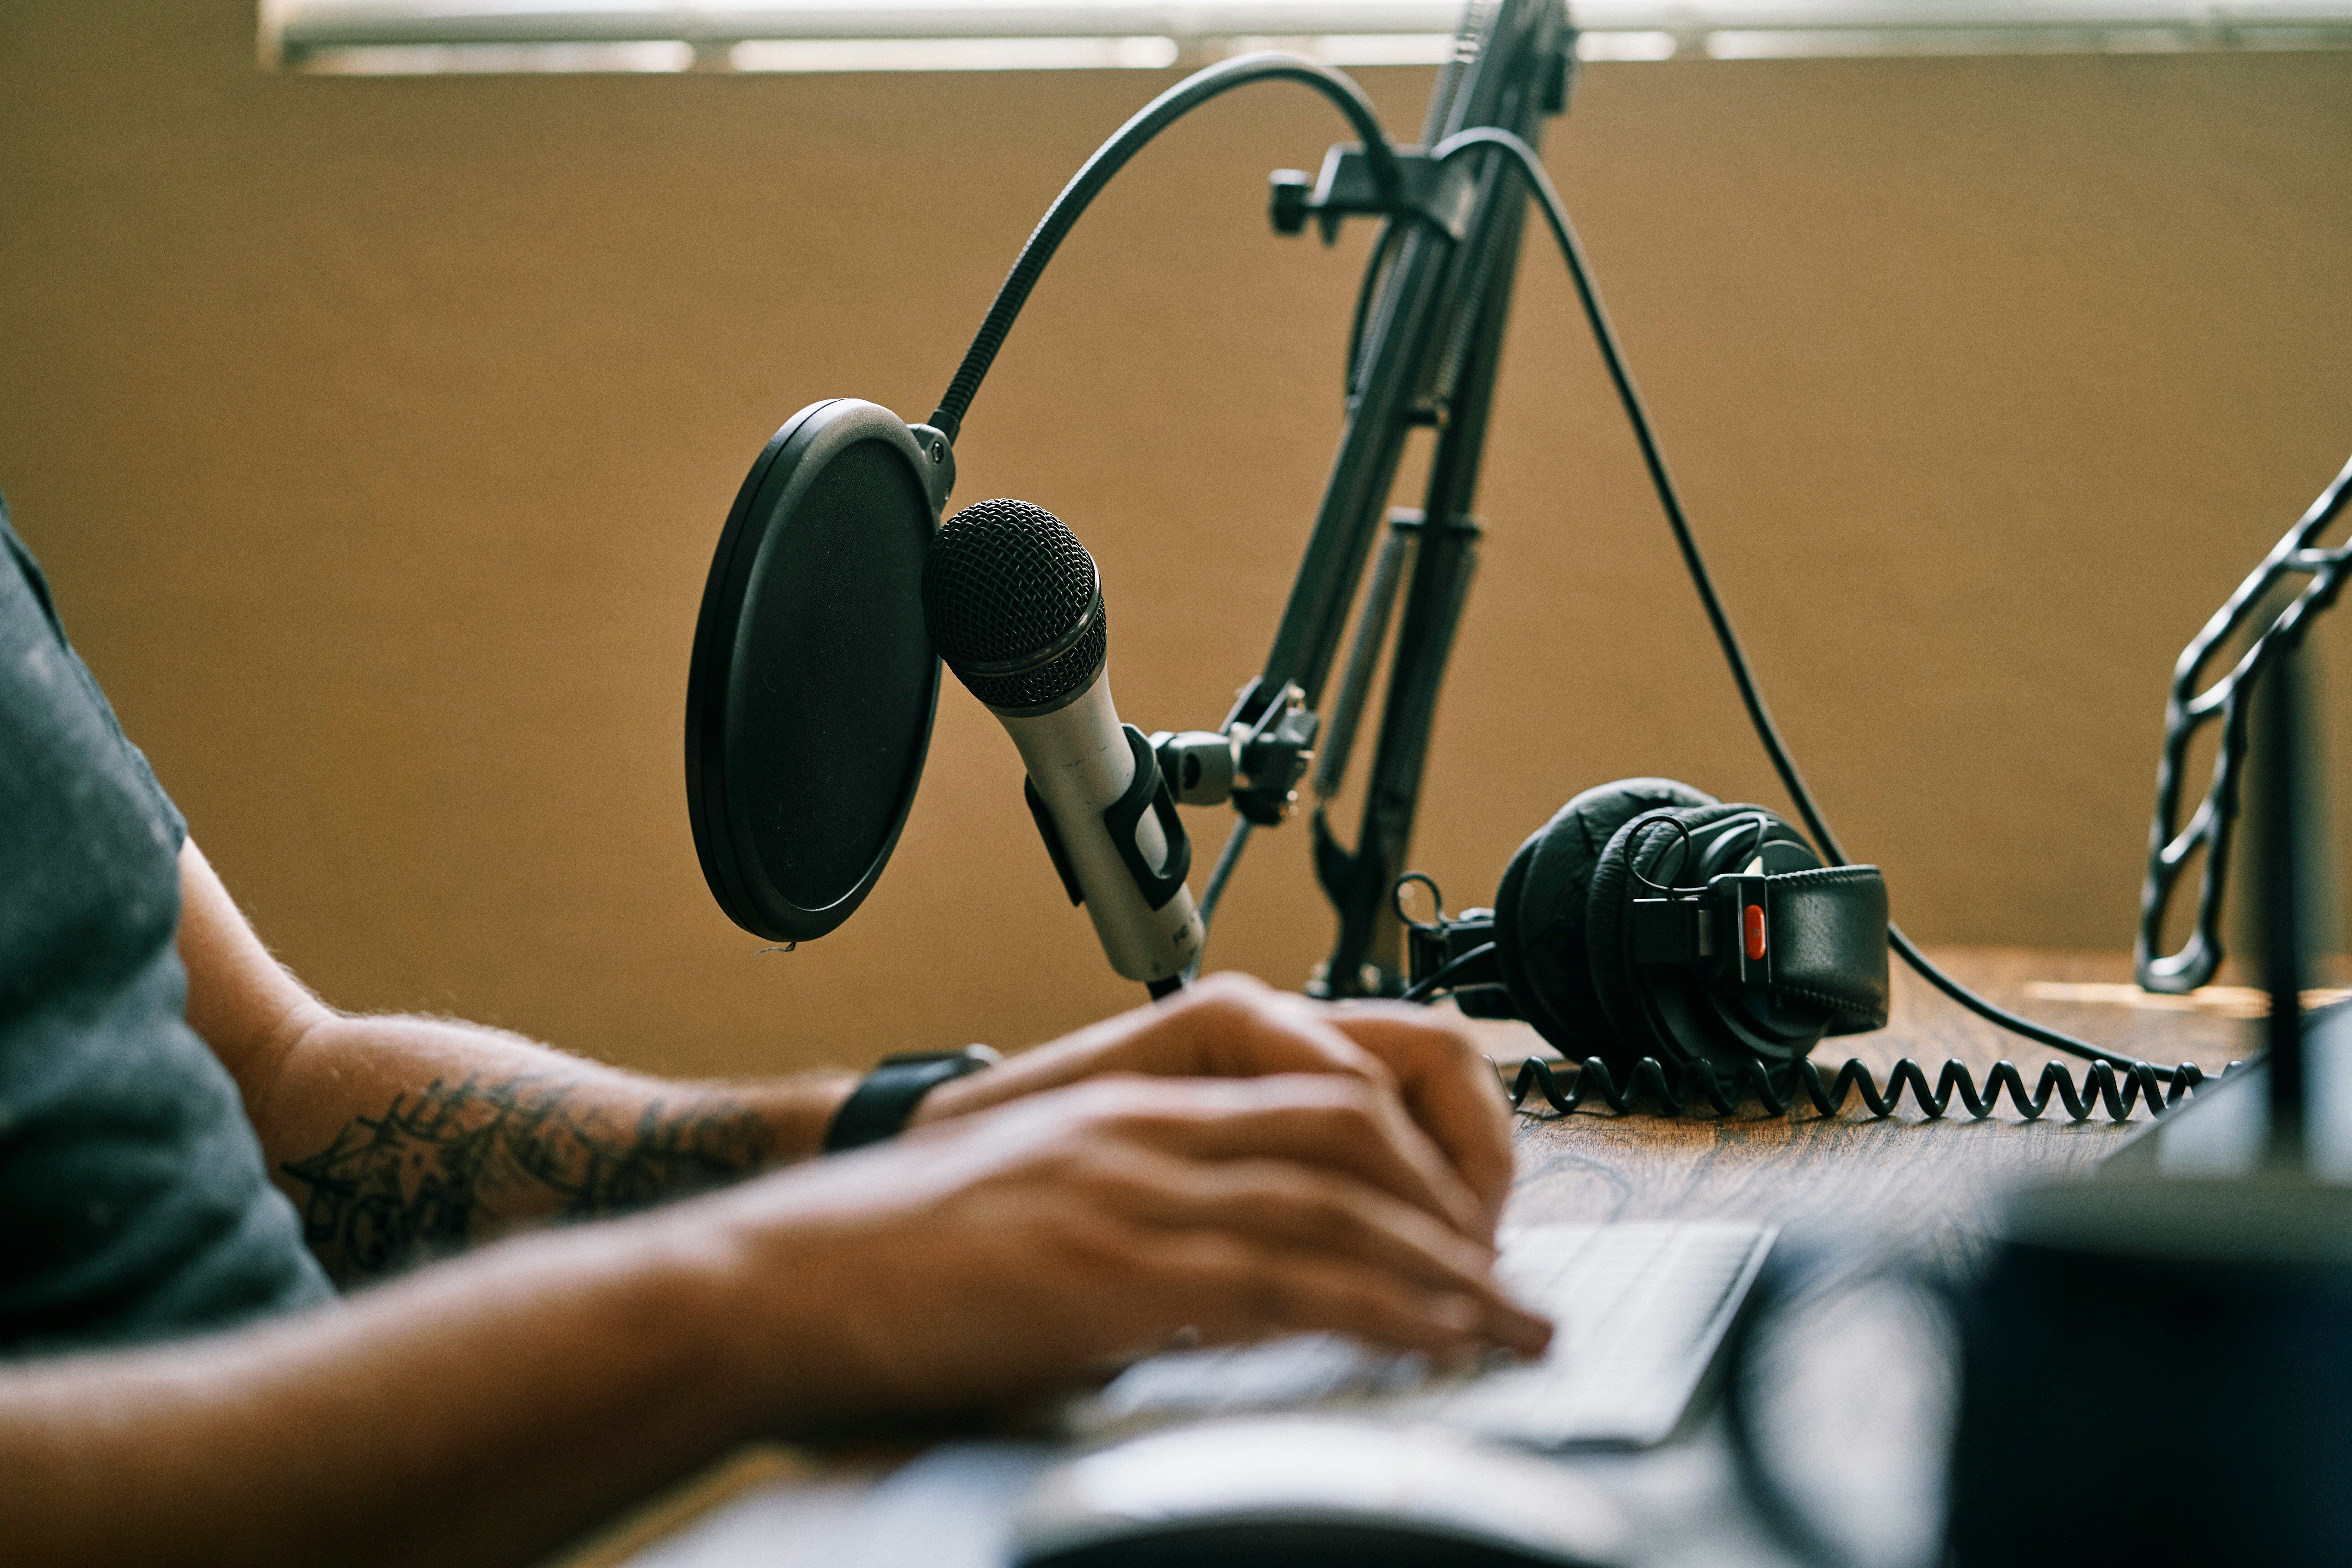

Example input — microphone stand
[2256,640,2318,1166]
[1224,0,1575,997]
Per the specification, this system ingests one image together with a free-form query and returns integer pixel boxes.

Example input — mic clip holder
[1024,724,1194,913]
[1269,144,1479,246]
[1104,724,1193,910]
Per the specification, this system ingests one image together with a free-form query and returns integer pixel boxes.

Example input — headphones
[1404,779,1892,1080]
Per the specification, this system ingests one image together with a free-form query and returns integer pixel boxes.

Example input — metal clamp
[1223,681,1319,824]
[1151,729,1241,805]
[905,421,956,511]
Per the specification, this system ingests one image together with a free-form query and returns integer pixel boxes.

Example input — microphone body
[1003,666,1201,982]
[926,499,1202,986]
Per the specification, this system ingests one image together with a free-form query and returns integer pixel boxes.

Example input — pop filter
[687,398,954,943]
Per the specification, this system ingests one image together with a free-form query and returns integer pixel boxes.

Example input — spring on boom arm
[1501,1054,2225,1125]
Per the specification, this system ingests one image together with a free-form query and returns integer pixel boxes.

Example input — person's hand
[717,1072,1553,1421]
[910,973,1513,1241]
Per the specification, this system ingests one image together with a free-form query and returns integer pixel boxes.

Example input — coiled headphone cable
[1503,1053,2216,1125]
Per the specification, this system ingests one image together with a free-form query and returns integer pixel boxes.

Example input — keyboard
[1070,1222,1775,1450]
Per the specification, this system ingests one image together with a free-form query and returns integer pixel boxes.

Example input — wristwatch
[821,1045,1002,1153]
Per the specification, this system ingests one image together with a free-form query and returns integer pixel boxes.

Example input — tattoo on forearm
[280,1074,772,1281]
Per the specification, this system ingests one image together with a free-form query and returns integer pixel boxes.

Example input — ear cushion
[1489,835,1556,1047]
[1584,801,1791,1065]
[1495,779,1718,1058]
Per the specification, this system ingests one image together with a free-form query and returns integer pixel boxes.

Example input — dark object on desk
[686,398,951,944]
[1012,1417,1632,1568]
[1401,777,2220,1123]
[1950,646,2351,1568]
[1946,1176,2352,1568]
[1400,777,1888,1079]
[1719,1052,2352,1568]
[1728,654,2348,1568]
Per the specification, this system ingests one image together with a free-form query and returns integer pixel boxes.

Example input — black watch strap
[822,1047,1000,1153]
[1771,865,1891,1034]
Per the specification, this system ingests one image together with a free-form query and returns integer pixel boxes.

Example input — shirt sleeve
[0,499,187,851]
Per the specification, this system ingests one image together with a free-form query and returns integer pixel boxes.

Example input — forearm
[252,1009,855,1282]
[174,840,856,1279]
[0,1209,764,1568]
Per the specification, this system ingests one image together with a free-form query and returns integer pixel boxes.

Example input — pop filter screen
[687,399,944,942]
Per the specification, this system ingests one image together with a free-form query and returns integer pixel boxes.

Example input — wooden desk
[1483,946,2251,1248]
[551,948,2252,1568]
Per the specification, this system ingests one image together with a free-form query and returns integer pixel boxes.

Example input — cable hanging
[1430,125,2184,1084]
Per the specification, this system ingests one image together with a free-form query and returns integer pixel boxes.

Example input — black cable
[1400,941,1498,1003]
[1431,125,2177,1082]
[929,54,1399,444]
[1343,220,1407,397]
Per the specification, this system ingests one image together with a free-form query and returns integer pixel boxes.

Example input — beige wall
[3,2,2347,1080]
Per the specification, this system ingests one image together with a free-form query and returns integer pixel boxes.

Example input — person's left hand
[909,972,1514,1240]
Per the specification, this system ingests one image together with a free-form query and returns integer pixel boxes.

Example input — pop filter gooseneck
[925,52,1396,443]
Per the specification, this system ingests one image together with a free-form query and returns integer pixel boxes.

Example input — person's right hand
[910,973,1515,1240]
[707,1072,1553,1423]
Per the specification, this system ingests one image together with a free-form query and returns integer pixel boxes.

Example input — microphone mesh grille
[925,499,1108,711]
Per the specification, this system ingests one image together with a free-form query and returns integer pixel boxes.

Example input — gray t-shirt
[0,499,332,1353]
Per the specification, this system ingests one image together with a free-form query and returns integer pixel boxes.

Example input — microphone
[925,499,1202,989]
